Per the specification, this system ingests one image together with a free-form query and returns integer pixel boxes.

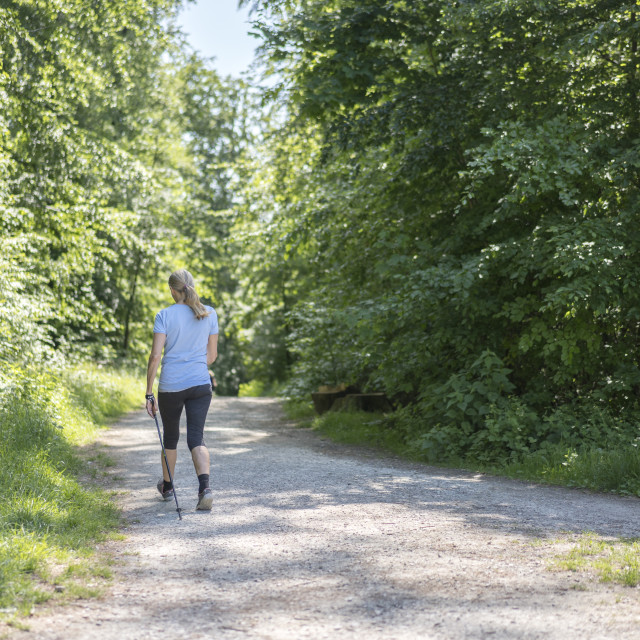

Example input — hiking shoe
[157,479,174,501]
[196,488,213,511]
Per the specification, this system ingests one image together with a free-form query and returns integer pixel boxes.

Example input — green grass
[0,363,142,617]
[62,365,142,433]
[282,398,316,424]
[480,445,640,497]
[310,409,409,456]
[550,533,640,587]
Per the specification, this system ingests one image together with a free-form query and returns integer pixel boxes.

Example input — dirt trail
[8,397,640,639]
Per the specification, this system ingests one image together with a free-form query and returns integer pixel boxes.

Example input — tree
[234,0,640,459]
[0,1,252,384]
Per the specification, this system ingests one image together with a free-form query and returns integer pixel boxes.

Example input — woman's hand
[146,396,157,417]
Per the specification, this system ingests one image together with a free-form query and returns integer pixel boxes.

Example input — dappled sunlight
[119,403,640,541]
[216,447,255,456]
[48,396,639,640]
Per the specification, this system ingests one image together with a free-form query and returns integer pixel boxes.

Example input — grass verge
[0,363,141,618]
[282,398,316,425]
[480,446,640,497]
[283,401,409,456]
[550,533,640,587]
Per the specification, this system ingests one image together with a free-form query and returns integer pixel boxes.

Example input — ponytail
[168,269,210,320]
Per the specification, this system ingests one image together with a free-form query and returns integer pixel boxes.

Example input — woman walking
[145,269,218,511]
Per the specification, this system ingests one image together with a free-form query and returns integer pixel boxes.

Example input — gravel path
[9,397,640,639]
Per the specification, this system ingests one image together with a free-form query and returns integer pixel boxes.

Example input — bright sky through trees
[177,0,257,77]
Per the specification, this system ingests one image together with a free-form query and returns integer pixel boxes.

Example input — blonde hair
[168,269,210,320]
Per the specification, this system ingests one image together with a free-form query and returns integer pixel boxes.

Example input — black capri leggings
[157,383,212,451]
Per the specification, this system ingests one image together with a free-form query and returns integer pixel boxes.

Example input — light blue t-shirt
[153,304,219,392]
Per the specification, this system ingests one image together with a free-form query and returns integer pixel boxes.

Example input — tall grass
[0,364,141,615]
[282,398,316,424]
[489,445,640,496]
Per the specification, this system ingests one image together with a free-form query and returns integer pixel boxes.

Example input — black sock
[198,473,210,493]
[163,480,173,492]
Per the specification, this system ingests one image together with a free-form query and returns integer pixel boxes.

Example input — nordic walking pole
[149,397,182,521]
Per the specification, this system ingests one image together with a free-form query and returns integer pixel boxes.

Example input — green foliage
[0,365,141,614]
[234,0,640,469]
[238,378,285,397]
[0,0,185,360]
[0,1,252,377]
[238,379,269,397]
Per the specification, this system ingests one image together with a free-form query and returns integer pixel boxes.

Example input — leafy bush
[466,398,540,463]
[404,350,523,462]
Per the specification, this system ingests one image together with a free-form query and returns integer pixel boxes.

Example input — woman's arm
[146,332,167,415]
[207,333,218,366]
